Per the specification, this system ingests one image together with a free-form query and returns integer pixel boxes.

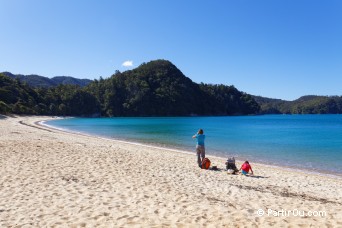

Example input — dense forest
[1,60,341,116]
[254,95,342,114]
[0,74,100,116]
[2,72,92,88]
[0,60,260,116]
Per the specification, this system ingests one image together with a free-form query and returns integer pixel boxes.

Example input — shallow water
[46,115,342,175]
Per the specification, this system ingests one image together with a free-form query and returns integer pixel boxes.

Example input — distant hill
[2,60,341,116]
[0,60,260,116]
[51,76,92,87]
[1,72,92,88]
[85,60,260,116]
[0,73,100,116]
[254,95,342,114]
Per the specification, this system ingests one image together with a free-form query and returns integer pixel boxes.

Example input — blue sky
[0,0,341,100]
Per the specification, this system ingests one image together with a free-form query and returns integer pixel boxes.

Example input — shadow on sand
[206,167,269,178]
[0,114,8,119]
[249,175,269,179]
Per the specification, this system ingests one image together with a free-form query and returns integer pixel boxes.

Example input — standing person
[192,129,205,168]
[239,161,254,176]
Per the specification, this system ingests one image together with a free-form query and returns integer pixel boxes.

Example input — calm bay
[46,115,342,176]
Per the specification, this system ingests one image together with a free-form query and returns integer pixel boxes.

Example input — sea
[45,115,342,177]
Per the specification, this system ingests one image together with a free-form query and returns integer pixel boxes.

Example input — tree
[0,101,10,114]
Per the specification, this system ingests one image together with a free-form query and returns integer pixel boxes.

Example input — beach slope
[0,116,341,227]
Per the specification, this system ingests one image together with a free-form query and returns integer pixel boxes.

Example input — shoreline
[1,115,341,227]
[40,118,342,180]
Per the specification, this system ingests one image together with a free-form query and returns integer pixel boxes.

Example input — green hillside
[254,95,342,114]
[85,60,259,116]
[2,72,92,88]
[0,60,260,116]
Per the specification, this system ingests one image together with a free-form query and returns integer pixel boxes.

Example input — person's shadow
[249,175,269,179]
[208,167,269,178]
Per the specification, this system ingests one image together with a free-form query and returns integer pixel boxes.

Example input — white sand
[0,116,341,227]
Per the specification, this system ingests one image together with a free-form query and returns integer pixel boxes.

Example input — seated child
[239,161,254,176]
[225,157,239,174]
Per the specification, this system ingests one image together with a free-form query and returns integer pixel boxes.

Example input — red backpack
[201,158,211,169]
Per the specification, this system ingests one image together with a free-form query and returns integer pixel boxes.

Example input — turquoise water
[46,115,342,176]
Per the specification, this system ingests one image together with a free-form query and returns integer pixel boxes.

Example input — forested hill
[1,60,341,116]
[1,72,92,88]
[87,60,260,116]
[0,60,260,116]
[254,95,342,114]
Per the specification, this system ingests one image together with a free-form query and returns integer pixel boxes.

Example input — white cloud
[122,60,133,67]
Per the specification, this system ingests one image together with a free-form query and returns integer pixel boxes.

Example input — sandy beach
[0,115,341,227]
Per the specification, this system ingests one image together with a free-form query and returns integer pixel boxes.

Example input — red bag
[201,157,211,169]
